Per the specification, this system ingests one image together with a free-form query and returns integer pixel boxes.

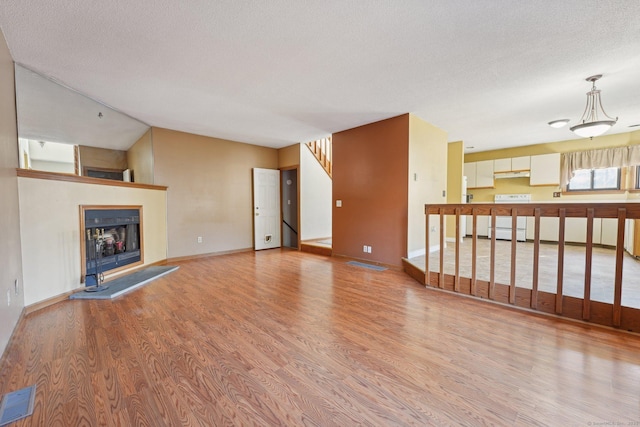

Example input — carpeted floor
[70,265,178,300]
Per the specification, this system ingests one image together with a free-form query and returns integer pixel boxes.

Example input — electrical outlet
[197,236,203,243]
[553,192,561,198]
[363,245,368,253]
[368,246,372,253]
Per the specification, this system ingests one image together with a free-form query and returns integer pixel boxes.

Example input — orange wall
[332,114,409,266]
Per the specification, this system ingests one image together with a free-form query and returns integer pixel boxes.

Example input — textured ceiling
[1,0,639,151]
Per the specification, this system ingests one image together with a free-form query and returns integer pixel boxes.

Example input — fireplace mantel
[17,168,168,191]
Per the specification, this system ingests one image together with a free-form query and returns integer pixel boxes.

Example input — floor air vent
[0,385,36,426]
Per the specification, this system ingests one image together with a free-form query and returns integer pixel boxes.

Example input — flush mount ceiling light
[548,119,570,128]
[570,74,618,138]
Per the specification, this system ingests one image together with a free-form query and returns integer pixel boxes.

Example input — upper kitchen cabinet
[464,160,494,189]
[529,153,561,186]
[464,162,477,188]
[493,156,531,173]
[511,156,531,171]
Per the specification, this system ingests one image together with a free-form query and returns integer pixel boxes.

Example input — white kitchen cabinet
[494,156,531,173]
[465,214,490,237]
[511,156,531,171]
[600,218,618,246]
[464,162,477,188]
[475,160,495,188]
[493,158,512,173]
[464,160,494,188]
[530,153,561,186]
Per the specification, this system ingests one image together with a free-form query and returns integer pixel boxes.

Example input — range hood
[494,171,530,179]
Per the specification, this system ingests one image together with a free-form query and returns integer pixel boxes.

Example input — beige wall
[79,145,128,173]
[408,115,448,257]
[18,177,167,306]
[127,128,154,184]
[152,127,278,259]
[466,130,640,162]
[0,28,24,356]
[278,143,299,168]
[446,141,464,239]
[333,115,409,266]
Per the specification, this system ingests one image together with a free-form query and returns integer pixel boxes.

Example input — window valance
[560,145,640,187]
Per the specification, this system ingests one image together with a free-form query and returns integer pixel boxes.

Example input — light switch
[336,200,342,207]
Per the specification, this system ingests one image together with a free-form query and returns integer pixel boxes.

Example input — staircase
[305,137,332,178]
[301,136,332,256]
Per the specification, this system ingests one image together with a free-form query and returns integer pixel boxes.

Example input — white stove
[488,194,530,241]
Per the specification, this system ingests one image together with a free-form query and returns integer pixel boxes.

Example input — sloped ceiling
[1,0,639,151]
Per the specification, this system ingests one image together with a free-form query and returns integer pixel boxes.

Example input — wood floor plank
[2,249,640,425]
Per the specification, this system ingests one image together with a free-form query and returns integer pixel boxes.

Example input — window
[567,167,620,191]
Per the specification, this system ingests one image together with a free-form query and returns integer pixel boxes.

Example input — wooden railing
[305,137,332,178]
[402,202,640,332]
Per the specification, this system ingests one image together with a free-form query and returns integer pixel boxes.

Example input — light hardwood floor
[1,249,639,425]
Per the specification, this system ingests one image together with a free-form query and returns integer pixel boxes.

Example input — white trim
[408,248,426,259]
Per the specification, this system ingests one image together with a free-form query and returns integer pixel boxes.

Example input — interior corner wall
[300,143,332,241]
[152,127,278,259]
[445,141,463,239]
[0,28,25,356]
[332,115,409,266]
[407,115,448,258]
[277,143,300,169]
[127,128,154,184]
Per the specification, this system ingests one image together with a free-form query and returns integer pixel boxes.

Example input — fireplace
[80,205,143,285]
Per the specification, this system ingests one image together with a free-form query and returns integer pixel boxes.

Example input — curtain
[560,145,640,188]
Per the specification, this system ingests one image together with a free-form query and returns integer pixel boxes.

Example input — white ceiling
[1,1,639,152]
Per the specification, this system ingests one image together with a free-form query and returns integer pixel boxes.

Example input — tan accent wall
[446,141,464,239]
[332,115,409,266]
[127,128,154,184]
[79,145,128,173]
[0,28,24,356]
[152,127,278,259]
[278,143,300,168]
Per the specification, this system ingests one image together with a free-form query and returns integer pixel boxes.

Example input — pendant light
[570,74,617,138]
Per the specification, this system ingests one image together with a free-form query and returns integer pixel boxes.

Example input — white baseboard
[408,248,426,259]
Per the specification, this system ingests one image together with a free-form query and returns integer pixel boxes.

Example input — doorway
[281,168,299,249]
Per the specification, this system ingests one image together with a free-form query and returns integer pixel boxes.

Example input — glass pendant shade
[570,120,616,138]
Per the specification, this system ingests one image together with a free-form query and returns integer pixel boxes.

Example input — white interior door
[253,168,281,250]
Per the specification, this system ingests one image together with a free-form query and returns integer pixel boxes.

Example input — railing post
[424,207,430,286]
[531,208,540,309]
[510,208,517,304]
[489,208,496,300]
[556,208,566,314]
[455,207,460,292]
[471,209,478,296]
[614,208,626,327]
[583,208,594,320]
[439,209,445,288]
